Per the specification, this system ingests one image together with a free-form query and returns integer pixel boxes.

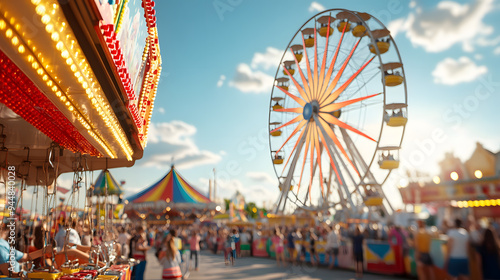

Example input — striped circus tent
[126,165,214,210]
[93,170,124,196]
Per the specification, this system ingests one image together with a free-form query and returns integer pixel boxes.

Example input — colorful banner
[252,238,269,258]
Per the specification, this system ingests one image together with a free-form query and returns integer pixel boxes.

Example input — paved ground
[144,250,409,280]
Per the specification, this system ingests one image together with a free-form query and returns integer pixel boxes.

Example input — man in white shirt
[446,218,470,280]
[117,226,131,258]
[55,219,81,252]
[325,225,340,269]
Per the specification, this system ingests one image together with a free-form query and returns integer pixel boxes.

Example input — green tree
[245,202,258,219]
[224,199,231,211]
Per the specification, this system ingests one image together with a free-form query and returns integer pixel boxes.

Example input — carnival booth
[0,0,161,278]
[399,142,500,279]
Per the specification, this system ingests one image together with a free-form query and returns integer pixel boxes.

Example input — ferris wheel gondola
[268,9,408,215]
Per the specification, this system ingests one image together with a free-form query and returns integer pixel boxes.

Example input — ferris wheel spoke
[321,92,381,112]
[287,55,312,102]
[315,117,342,185]
[308,133,315,204]
[313,25,320,100]
[317,16,333,100]
[319,38,362,105]
[274,107,303,114]
[318,22,348,101]
[276,119,306,156]
[275,85,306,106]
[270,115,304,133]
[296,125,312,194]
[301,34,315,102]
[340,71,380,101]
[321,55,375,106]
[281,121,308,174]
[313,125,326,198]
[316,116,360,176]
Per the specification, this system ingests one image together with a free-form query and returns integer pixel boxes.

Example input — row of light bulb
[31,0,134,160]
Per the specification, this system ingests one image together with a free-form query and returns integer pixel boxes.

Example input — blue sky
[55,0,500,210]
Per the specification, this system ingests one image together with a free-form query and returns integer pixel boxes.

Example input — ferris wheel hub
[303,100,319,121]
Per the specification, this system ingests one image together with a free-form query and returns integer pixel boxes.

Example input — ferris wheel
[268,9,408,214]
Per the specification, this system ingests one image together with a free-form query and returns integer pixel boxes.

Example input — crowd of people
[1,216,500,280]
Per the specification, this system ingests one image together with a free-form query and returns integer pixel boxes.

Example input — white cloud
[494,46,500,55]
[432,56,487,85]
[250,47,284,70]
[474,54,483,60]
[246,172,276,185]
[157,107,165,114]
[308,1,325,13]
[389,0,496,52]
[228,63,274,94]
[409,0,416,8]
[387,18,406,38]
[142,121,222,170]
[217,75,226,87]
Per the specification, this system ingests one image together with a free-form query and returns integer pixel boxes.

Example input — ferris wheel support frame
[340,128,394,214]
[275,125,310,213]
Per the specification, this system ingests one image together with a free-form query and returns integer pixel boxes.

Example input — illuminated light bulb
[45,24,54,33]
[485,200,491,207]
[35,5,46,15]
[0,19,5,30]
[11,36,19,46]
[474,170,483,179]
[41,14,50,24]
[32,62,39,69]
[66,58,72,65]
[473,201,479,207]
[492,200,498,206]
[450,172,459,181]
[36,68,43,75]
[69,106,74,112]
[6,29,13,38]
[46,80,53,87]
[82,82,88,89]
[61,50,69,58]
[56,41,63,50]
[28,55,34,62]
[60,96,66,102]
[77,76,83,83]
[468,201,474,207]
[51,32,59,41]
[42,74,48,81]
[479,200,485,207]
[74,72,80,78]
[65,101,70,106]
[31,0,41,4]
[51,86,57,92]
[17,45,25,53]
[70,64,77,72]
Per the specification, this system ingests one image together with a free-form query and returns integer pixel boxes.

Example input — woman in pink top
[272,228,285,267]
[189,230,201,271]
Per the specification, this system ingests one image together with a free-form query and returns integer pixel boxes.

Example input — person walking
[476,228,500,280]
[159,236,182,279]
[271,228,285,267]
[133,231,150,280]
[326,225,340,269]
[351,226,365,279]
[188,230,201,271]
[446,218,470,280]
[415,220,435,280]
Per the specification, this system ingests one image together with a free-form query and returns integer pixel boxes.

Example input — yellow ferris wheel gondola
[290,45,304,62]
[272,150,284,165]
[270,122,282,137]
[283,60,295,76]
[275,77,289,91]
[377,147,400,170]
[381,62,404,86]
[369,29,391,54]
[384,103,408,127]
[271,97,284,111]
[317,15,335,37]
[301,28,315,48]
